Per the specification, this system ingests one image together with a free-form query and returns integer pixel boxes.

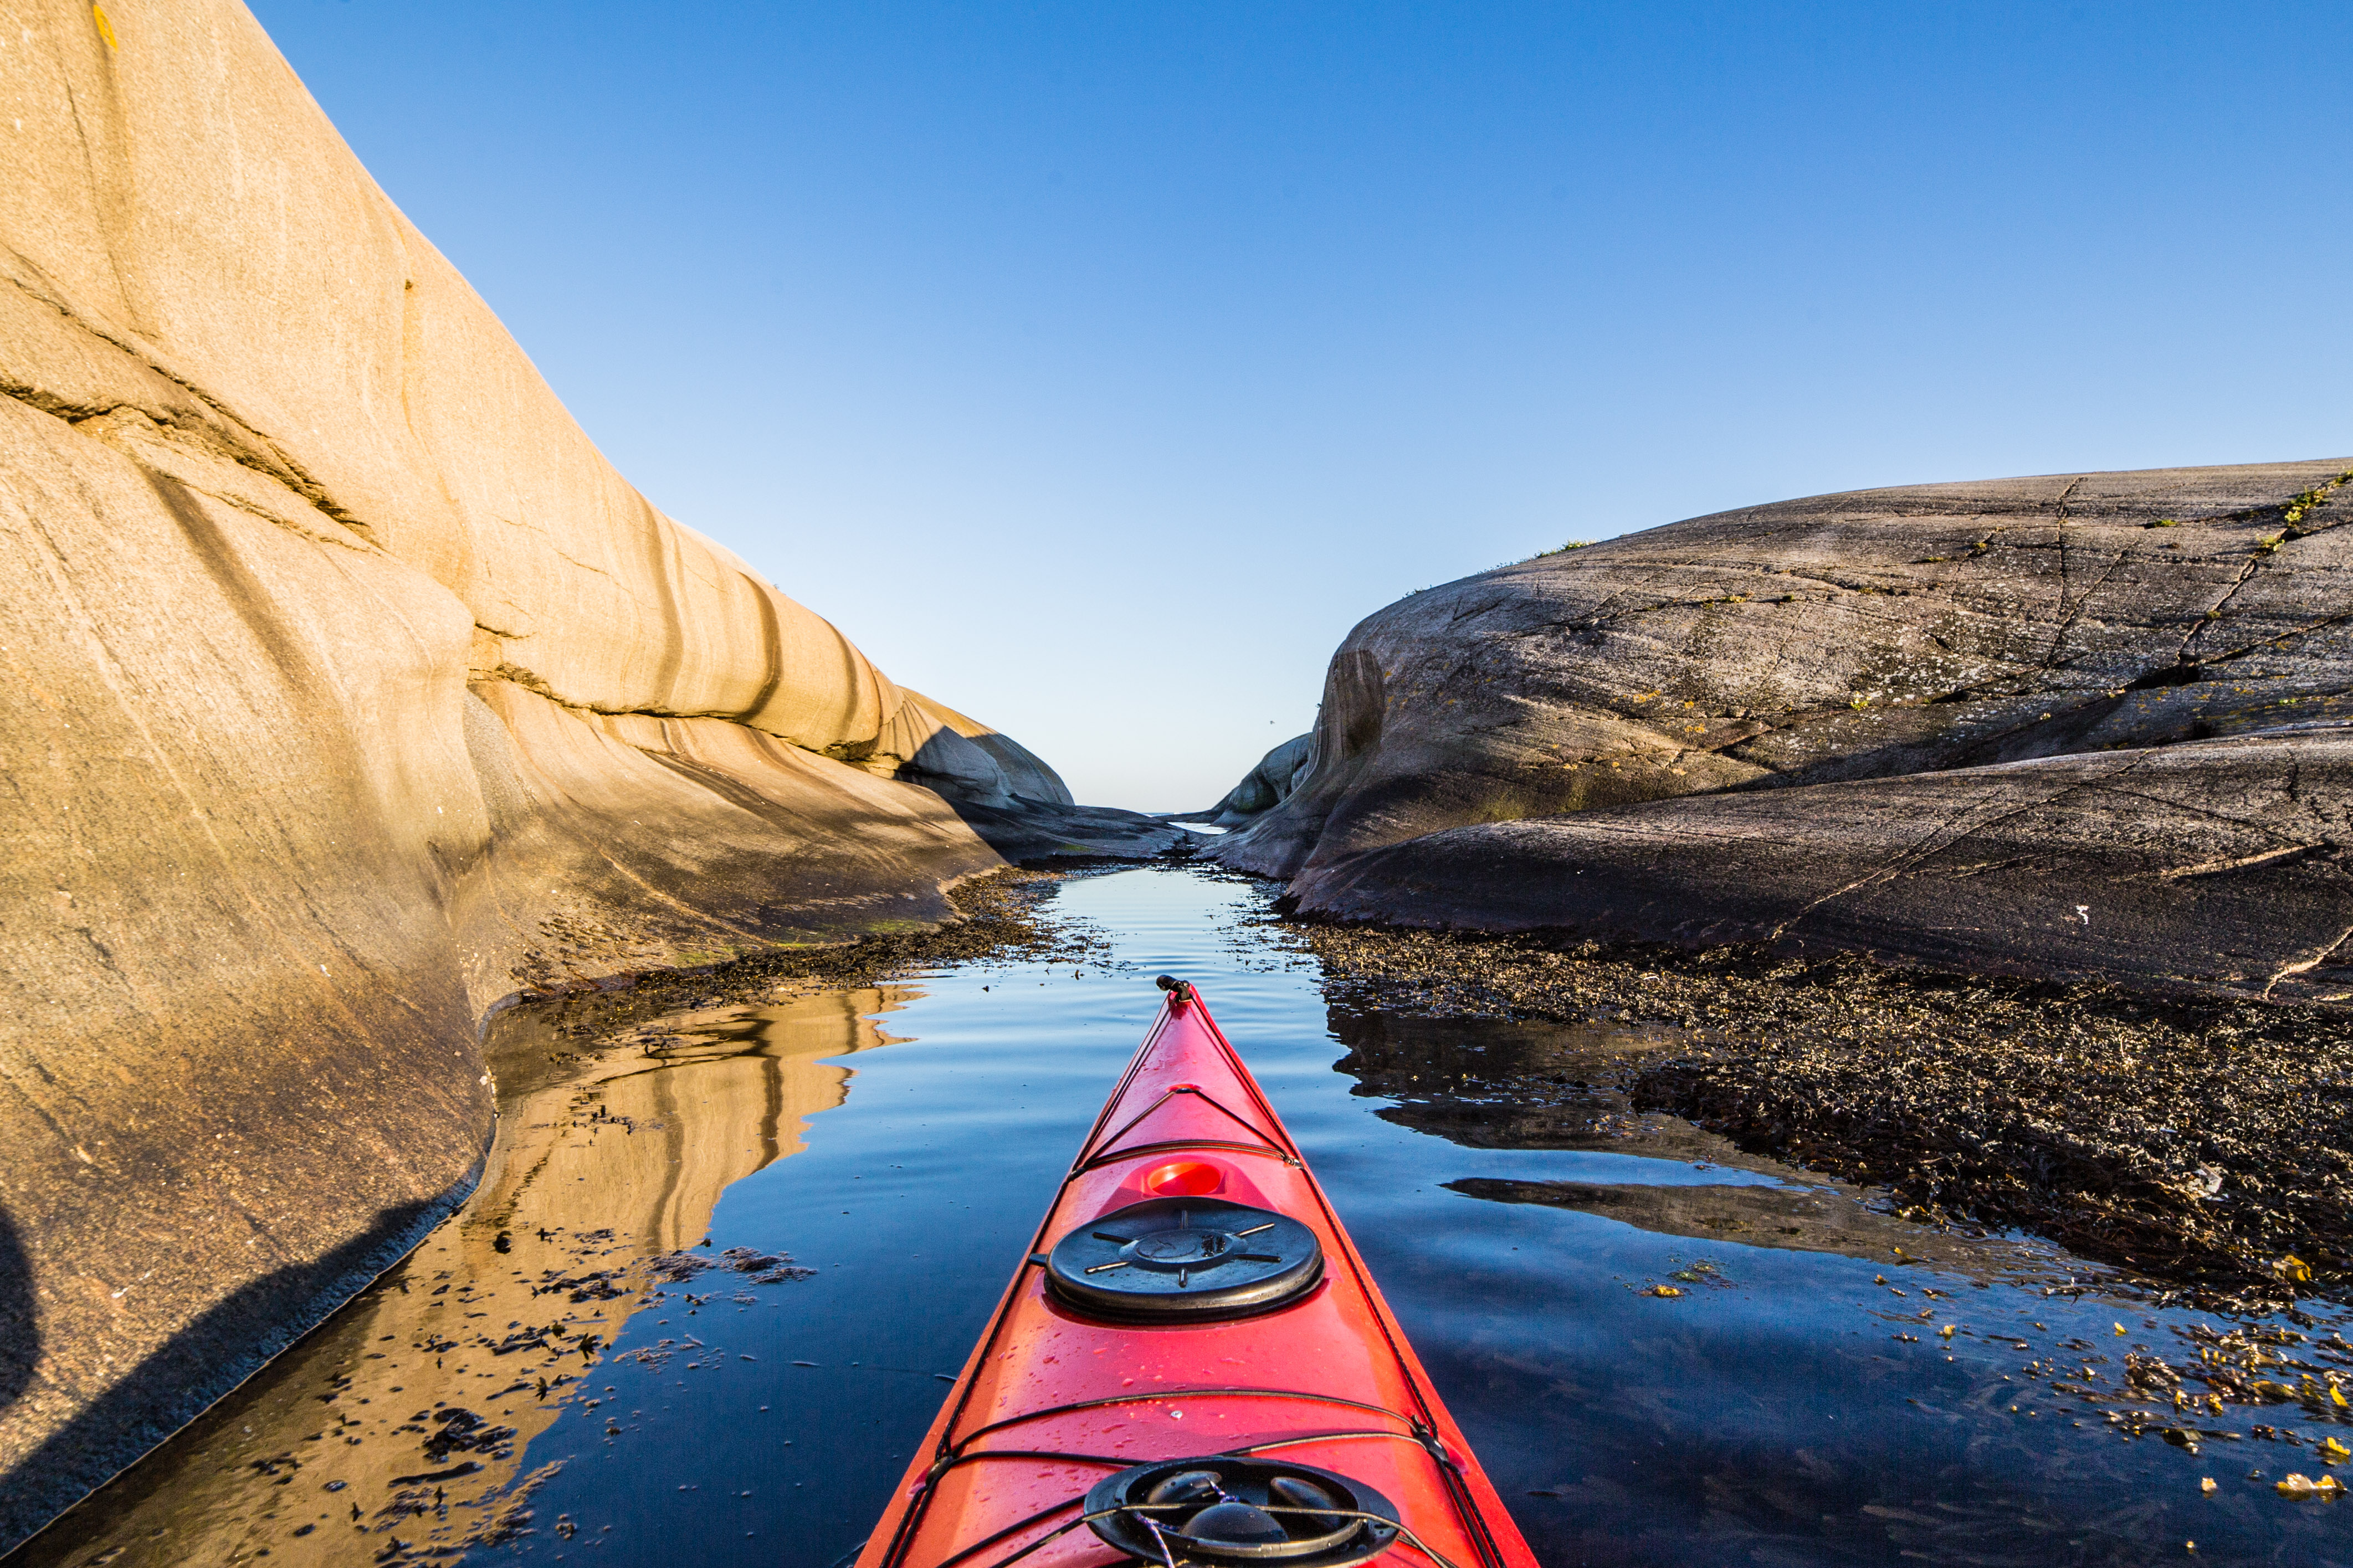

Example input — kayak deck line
[1071,1083,1307,1176]
[855,978,1537,1568]
[1071,1135,1304,1178]
[945,1389,1433,1459]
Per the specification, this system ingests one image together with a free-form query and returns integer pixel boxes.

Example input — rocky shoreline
[1274,912,2353,1307]
[512,867,1114,1042]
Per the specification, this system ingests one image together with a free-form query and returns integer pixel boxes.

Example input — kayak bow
[857,977,1537,1568]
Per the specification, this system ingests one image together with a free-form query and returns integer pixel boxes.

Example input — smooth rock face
[1183,733,1313,826]
[0,0,1143,1543]
[898,689,1079,809]
[1214,460,2353,997]
[1295,728,2353,1000]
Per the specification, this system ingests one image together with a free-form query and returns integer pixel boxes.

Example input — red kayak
[856,977,1538,1568]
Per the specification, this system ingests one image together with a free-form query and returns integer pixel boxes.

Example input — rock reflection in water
[1333,1005,2064,1276]
[1332,1004,1718,1154]
[1448,1178,2027,1274]
[12,987,908,1567]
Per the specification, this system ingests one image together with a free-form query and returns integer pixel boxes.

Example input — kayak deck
[857,984,1536,1568]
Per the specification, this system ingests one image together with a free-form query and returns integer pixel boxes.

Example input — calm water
[14,868,2351,1567]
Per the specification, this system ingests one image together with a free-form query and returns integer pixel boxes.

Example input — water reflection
[1332,1005,1708,1152]
[14,868,2353,1568]
[1318,1003,2352,1567]
[1332,1006,2064,1274]
[12,988,909,1567]
[1452,1178,2023,1272]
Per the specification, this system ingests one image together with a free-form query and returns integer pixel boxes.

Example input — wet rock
[719,1248,815,1285]
[418,1410,514,1466]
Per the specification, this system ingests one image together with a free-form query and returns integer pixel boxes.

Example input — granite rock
[1213,459,2353,999]
[0,0,1145,1542]
[1181,732,1314,827]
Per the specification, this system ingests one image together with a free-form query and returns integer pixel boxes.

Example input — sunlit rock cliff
[0,0,1168,1544]
[1208,460,2353,1000]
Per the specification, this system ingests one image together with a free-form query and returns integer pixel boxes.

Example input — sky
[250,1,2353,813]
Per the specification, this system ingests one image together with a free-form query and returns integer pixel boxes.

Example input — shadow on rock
[0,1185,471,1556]
[0,1206,37,1413]
[937,794,1195,863]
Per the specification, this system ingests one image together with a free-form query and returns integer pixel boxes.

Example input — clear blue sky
[252,1,2352,812]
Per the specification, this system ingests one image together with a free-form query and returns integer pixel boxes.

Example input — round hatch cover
[1084,1456,1400,1566]
[1045,1197,1322,1321]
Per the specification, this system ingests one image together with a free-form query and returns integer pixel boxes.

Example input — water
[14,868,2351,1566]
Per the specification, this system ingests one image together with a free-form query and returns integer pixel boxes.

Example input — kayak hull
[857,987,1537,1568]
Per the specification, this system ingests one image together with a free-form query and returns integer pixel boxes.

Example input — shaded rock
[1293,725,2353,1000]
[899,690,1076,809]
[1177,733,1314,827]
[1214,459,2353,998]
[938,799,1195,862]
[875,691,1188,856]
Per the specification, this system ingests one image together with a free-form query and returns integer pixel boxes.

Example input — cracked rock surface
[1211,459,2353,1001]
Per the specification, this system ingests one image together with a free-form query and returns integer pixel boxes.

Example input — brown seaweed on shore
[1281,917,2353,1302]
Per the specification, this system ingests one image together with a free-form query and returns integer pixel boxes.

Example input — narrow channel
[16,868,2347,1567]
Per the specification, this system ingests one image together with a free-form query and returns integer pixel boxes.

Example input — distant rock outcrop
[898,690,1077,809]
[1210,460,2353,1000]
[0,0,1171,1544]
[1180,733,1314,827]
